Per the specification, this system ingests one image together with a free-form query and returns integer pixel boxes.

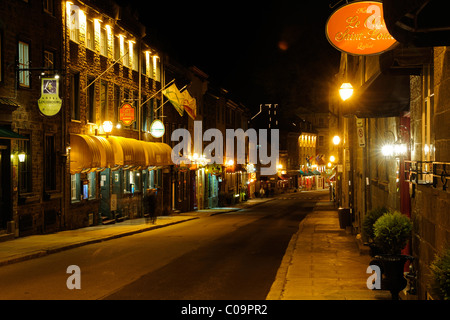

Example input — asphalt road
[0,191,326,300]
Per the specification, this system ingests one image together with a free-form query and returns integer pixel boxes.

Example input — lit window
[18,41,30,87]
[100,27,108,56]
[86,19,94,51]
[68,4,80,43]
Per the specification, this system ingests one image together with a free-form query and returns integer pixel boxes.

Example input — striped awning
[70,134,173,174]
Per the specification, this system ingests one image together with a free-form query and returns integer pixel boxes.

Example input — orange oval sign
[119,103,135,126]
[326,1,397,56]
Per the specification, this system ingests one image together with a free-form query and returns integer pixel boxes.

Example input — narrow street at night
[1,0,450,307]
[0,192,325,300]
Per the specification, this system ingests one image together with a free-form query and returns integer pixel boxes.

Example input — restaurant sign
[119,103,135,126]
[38,78,62,116]
[326,1,397,56]
[149,119,165,138]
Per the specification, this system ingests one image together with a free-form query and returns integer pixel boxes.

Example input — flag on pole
[181,90,197,120]
[162,83,184,116]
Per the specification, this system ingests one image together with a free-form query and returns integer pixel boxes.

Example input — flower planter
[375,254,409,300]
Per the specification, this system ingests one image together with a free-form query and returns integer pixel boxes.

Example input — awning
[70,134,173,174]
[0,127,28,140]
[147,142,173,166]
[0,98,20,109]
[345,71,410,118]
[90,135,115,169]
[383,0,450,47]
[70,135,102,174]
[379,45,433,76]
[107,136,147,168]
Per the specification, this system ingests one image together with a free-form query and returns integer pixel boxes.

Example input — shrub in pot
[430,248,450,300]
[373,211,413,299]
[362,206,389,255]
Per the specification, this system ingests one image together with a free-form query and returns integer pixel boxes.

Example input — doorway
[0,142,12,230]
[100,169,111,219]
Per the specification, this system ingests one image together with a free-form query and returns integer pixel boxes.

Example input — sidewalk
[266,201,392,300]
[0,197,274,268]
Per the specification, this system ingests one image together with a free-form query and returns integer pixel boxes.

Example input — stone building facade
[0,0,64,237]
[61,0,170,229]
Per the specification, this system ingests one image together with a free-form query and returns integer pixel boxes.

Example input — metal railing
[405,160,450,191]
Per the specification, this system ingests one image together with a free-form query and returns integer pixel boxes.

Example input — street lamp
[333,135,341,146]
[18,151,26,163]
[103,121,113,137]
[339,83,354,101]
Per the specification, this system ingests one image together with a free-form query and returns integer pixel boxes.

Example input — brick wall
[410,47,450,299]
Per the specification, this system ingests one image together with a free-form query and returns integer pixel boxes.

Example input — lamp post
[103,121,113,138]
[18,151,26,163]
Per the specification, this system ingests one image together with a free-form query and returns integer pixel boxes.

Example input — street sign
[326,1,397,56]
[357,127,366,147]
[119,103,136,126]
[38,78,62,116]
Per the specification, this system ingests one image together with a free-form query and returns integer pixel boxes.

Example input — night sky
[120,1,341,114]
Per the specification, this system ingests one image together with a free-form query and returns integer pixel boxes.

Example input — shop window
[18,41,30,88]
[88,172,96,199]
[124,170,140,193]
[71,174,81,202]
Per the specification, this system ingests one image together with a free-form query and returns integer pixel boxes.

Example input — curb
[0,197,278,268]
[0,217,198,268]
[265,201,337,300]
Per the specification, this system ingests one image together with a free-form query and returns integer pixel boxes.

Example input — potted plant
[429,248,450,300]
[373,210,413,299]
[362,206,389,256]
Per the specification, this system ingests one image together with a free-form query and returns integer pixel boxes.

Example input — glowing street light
[18,151,26,163]
[103,121,113,137]
[339,83,354,101]
[333,135,341,146]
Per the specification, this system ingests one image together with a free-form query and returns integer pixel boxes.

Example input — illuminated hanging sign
[149,119,165,138]
[325,1,397,56]
[38,78,62,116]
[119,103,136,126]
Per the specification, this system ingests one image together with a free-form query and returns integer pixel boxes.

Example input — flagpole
[154,84,187,112]
[139,78,175,108]
[82,49,129,92]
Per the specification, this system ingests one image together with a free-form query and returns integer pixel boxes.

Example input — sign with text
[38,78,62,116]
[326,1,397,56]
[119,103,135,126]
[149,119,165,138]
